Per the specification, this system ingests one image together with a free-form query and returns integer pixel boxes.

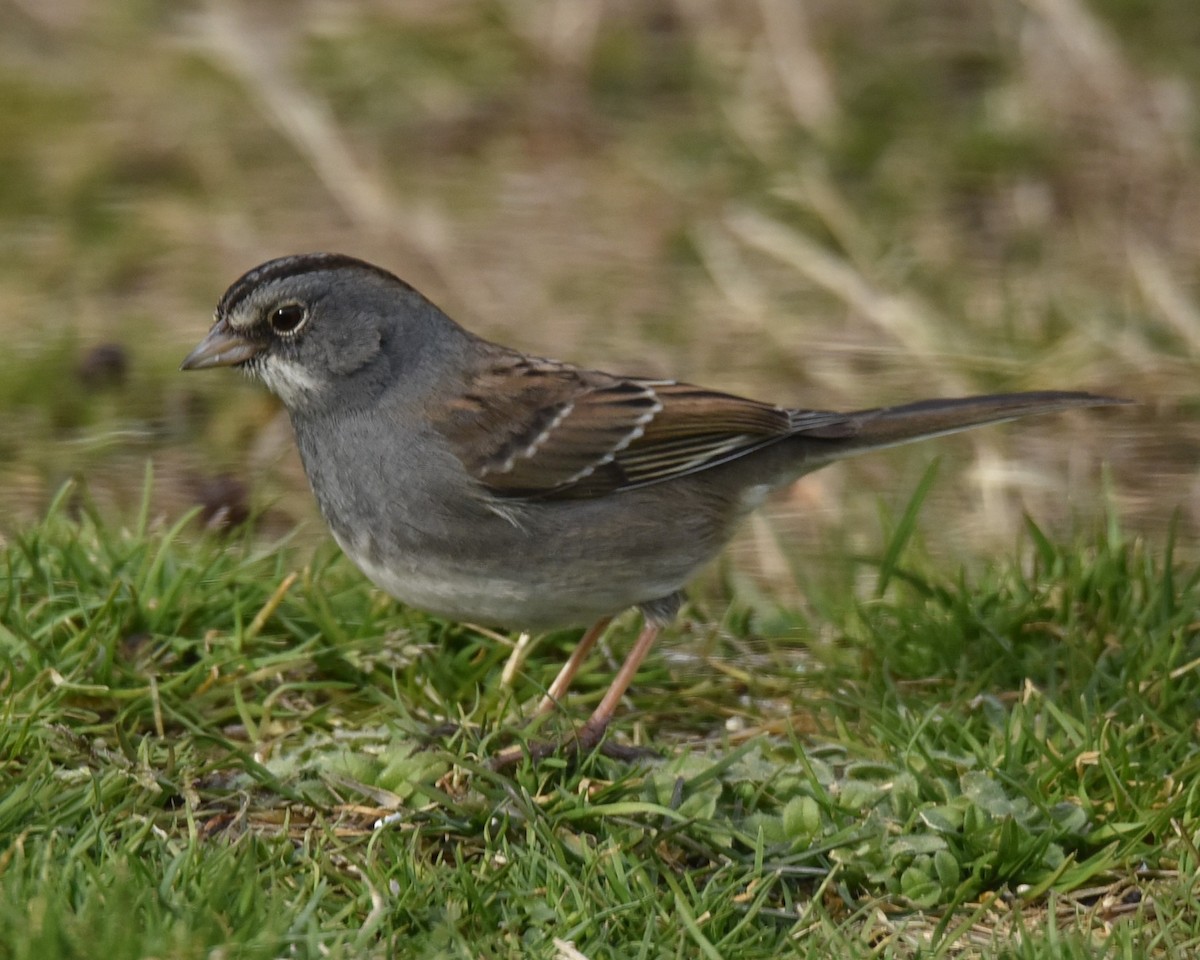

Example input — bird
[181,252,1125,762]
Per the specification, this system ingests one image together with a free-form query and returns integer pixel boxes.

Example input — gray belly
[294,415,748,629]
[333,531,671,628]
[327,494,716,629]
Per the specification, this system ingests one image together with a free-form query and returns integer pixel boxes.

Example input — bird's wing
[432,351,846,499]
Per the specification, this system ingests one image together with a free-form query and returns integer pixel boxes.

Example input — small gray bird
[182,253,1123,760]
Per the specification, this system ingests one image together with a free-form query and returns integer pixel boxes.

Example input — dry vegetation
[0,0,1194,559]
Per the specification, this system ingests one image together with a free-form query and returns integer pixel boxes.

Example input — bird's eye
[269,303,307,336]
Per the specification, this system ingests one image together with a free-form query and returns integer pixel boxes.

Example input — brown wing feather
[634,382,792,438]
[433,353,660,495]
[433,354,822,499]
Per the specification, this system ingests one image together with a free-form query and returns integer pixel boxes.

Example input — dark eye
[269,303,307,336]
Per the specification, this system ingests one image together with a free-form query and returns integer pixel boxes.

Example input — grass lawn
[2,478,1197,958]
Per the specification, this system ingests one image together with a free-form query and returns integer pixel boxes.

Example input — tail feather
[791,391,1129,456]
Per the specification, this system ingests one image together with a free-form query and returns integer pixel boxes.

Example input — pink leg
[492,610,669,768]
[573,619,661,752]
[535,616,613,716]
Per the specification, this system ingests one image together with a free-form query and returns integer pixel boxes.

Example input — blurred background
[0,0,1194,595]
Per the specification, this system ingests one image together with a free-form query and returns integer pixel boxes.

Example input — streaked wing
[432,352,659,496]
[433,352,834,499]
[576,381,841,497]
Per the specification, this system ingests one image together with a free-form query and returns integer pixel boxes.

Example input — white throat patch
[254,355,324,407]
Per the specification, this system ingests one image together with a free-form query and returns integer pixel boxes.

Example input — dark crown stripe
[217,253,418,319]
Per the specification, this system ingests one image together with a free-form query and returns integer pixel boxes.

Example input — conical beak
[180,320,263,370]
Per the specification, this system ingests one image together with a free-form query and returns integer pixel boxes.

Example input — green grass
[1,479,1197,958]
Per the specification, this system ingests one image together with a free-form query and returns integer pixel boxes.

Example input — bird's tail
[790,391,1129,458]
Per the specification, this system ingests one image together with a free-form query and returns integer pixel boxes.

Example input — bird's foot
[489,721,659,769]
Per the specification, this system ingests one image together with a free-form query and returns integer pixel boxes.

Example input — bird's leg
[489,616,612,769]
[572,618,661,754]
[534,616,613,716]
[492,597,679,768]
[491,618,663,768]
